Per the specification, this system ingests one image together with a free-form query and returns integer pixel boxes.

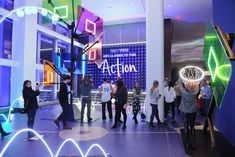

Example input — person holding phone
[22,80,40,139]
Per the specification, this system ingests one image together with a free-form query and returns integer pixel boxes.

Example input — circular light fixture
[24,7,32,15]
[16,9,25,17]
[51,14,60,25]
[179,65,205,83]
[40,9,48,16]
[31,7,38,15]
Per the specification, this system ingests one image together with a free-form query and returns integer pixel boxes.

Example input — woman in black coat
[111,79,128,129]
[22,80,40,139]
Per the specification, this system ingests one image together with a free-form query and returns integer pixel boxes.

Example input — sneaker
[63,126,72,130]
[149,123,155,128]
[88,118,93,123]
[111,125,117,129]
[54,120,60,128]
[122,125,126,129]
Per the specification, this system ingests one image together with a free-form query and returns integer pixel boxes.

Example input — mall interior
[0,0,235,157]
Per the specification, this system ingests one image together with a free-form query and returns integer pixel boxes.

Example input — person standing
[199,80,212,117]
[149,80,162,128]
[100,78,113,121]
[178,78,199,150]
[22,80,40,138]
[80,76,93,123]
[164,81,176,124]
[111,79,128,129]
[174,81,182,112]
[54,75,73,130]
[132,81,141,124]
[0,123,11,138]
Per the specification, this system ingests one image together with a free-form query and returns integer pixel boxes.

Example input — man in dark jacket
[80,76,93,123]
[54,75,73,130]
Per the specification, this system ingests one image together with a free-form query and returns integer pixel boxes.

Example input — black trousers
[56,102,69,126]
[164,101,175,120]
[175,96,182,110]
[102,100,112,120]
[114,103,127,126]
[183,112,196,147]
[150,104,161,124]
[27,109,37,138]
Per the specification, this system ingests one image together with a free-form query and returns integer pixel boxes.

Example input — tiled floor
[0,105,198,157]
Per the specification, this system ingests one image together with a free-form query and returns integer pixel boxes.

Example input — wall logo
[100,58,137,76]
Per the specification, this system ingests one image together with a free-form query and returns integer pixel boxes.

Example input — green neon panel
[42,0,81,22]
[203,21,232,108]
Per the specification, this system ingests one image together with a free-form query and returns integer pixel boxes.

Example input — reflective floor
[0,105,204,157]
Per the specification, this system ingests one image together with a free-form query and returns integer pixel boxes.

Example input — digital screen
[203,21,232,108]
[86,43,146,91]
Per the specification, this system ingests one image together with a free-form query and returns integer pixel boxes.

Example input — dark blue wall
[213,0,235,145]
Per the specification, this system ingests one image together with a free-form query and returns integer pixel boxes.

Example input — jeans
[202,98,211,117]
[81,97,91,119]
[56,102,69,126]
[102,100,112,120]
[150,104,161,124]
[27,109,37,138]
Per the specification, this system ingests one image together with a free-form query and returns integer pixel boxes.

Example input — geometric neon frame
[85,19,96,36]
[207,46,219,82]
[207,46,231,82]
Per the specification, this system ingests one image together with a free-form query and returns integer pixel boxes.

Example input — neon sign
[0,128,108,157]
[101,58,137,76]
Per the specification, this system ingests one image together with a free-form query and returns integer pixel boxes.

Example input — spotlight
[24,7,32,15]
[16,9,25,17]
[40,9,48,16]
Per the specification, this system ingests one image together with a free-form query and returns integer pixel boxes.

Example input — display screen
[203,21,232,108]
[86,43,146,91]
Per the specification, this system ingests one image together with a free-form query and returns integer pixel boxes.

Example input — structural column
[11,0,38,101]
[146,0,164,121]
